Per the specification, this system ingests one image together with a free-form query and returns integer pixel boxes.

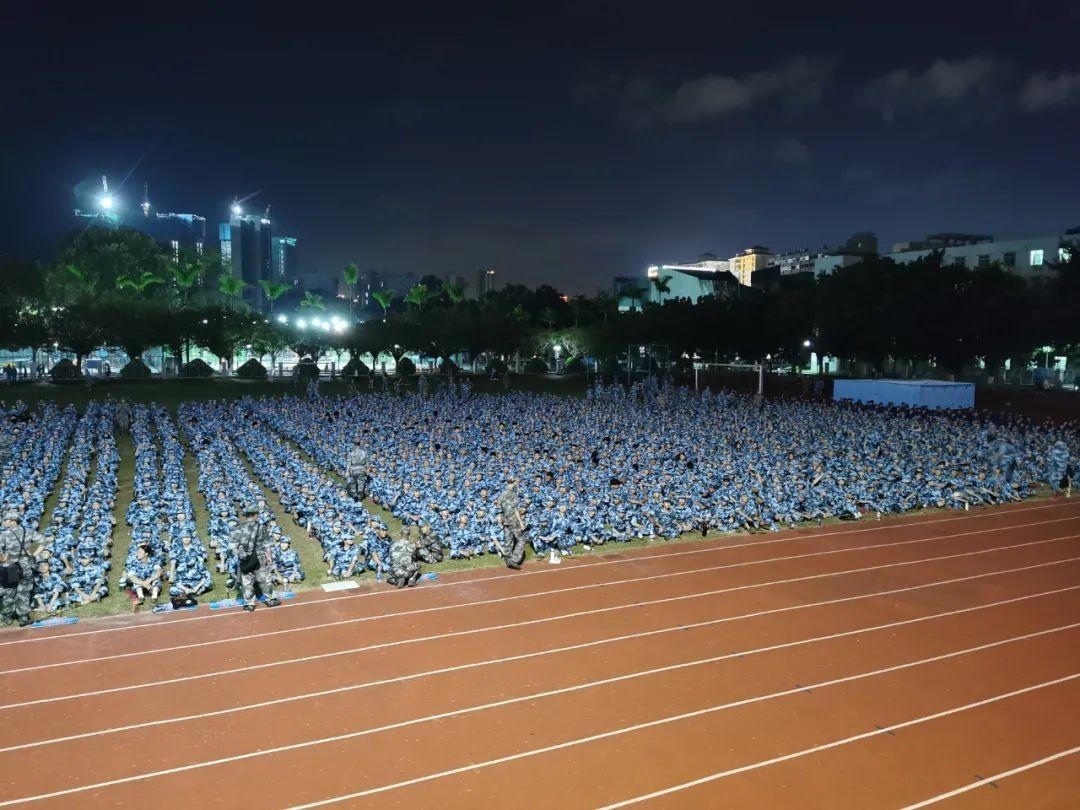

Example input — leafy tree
[372,288,396,318]
[441,279,466,306]
[49,301,105,371]
[172,255,202,306]
[300,290,326,311]
[102,300,168,362]
[342,263,359,313]
[404,283,430,312]
[249,321,292,373]
[55,227,168,297]
[622,284,649,312]
[191,306,247,370]
[259,280,291,313]
[116,270,164,295]
[218,273,247,306]
[650,273,673,305]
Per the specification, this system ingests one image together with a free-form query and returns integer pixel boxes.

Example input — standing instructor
[0,510,39,627]
[346,436,370,501]
[233,505,281,612]
[496,479,527,570]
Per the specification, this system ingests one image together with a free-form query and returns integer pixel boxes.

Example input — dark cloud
[599,56,833,127]
[1019,71,1080,111]
[775,138,811,166]
[861,57,1000,121]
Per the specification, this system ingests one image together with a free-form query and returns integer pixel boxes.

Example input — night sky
[2,1,1079,293]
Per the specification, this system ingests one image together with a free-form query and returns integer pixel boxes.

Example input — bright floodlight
[320,321,331,332]
[297,319,307,329]
[100,196,114,210]
[231,204,243,216]
[803,339,812,347]
[276,314,288,324]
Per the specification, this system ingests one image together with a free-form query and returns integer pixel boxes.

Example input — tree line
[0,226,1077,379]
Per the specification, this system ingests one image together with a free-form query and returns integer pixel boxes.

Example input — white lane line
[3,621,1077,805]
[4,499,1072,647]
[3,553,1076,712]
[308,667,1080,810]
[898,746,1080,809]
[597,679,1080,810]
[7,581,1076,753]
[4,517,1075,676]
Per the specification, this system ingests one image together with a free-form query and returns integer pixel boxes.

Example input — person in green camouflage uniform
[0,510,39,627]
[496,479,527,570]
[387,526,421,588]
[232,505,280,612]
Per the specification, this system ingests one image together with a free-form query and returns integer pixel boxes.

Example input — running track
[2,500,1080,808]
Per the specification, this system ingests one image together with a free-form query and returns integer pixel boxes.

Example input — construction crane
[99,175,114,210]
[230,189,262,217]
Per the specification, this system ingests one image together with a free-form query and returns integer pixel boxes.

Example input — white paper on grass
[321,580,361,592]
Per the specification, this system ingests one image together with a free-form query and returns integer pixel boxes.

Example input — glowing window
[1030,249,1044,266]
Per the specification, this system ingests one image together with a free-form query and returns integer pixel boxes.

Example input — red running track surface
[1,499,1079,808]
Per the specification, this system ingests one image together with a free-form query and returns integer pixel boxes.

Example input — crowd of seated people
[0,403,76,531]
[41,403,118,609]
[245,380,1077,563]
[180,403,303,590]
[225,401,385,578]
[119,406,211,608]
[153,407,213,599]
[4,377,1078,614]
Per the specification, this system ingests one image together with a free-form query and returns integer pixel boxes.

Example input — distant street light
[231,203,243,216]
[297,319,308,330]
[803,339,812,348]
[100,196,114,210]
[276,314,288,324]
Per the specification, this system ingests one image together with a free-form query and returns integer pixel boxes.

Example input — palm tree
[372,288,396,318]
[172,260,201,305]
[300,290,326,311]
[442,279,465,306]
[61,263,98,299]
[404,283,430,312]
[116,270,164,295]
[343,262,359,314]
[593,289,616,324]
[624,284,649,312]
[218,273,247,306]
[259,280,290,314]
[650,273,673,305]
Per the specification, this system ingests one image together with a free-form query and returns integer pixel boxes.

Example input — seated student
[168,556,212,598]
[33,560,67,614]
[328,536,362,579]
[68,553,108,606]
[122,543,164,609]
[274,538,304,583]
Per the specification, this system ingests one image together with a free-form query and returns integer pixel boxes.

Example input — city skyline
[2,2,1080,294]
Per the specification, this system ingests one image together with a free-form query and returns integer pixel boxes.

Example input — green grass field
[0,373,589,412]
